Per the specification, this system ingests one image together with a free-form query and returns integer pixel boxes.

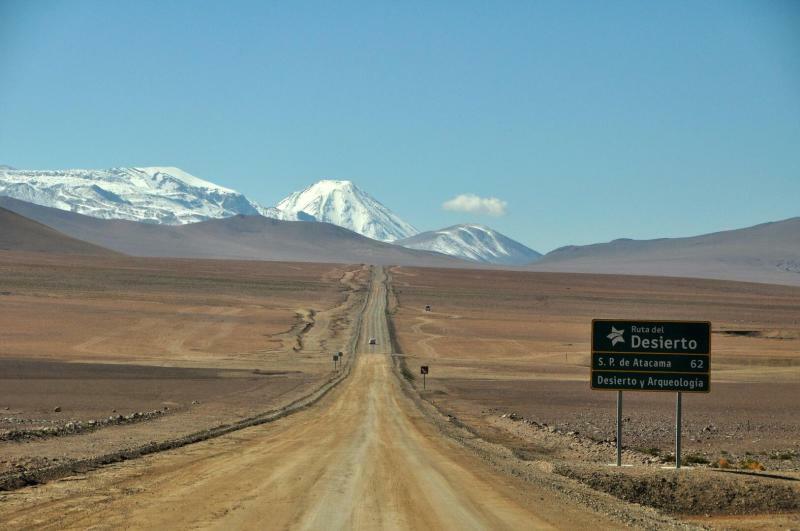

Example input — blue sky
[1,0,798,252]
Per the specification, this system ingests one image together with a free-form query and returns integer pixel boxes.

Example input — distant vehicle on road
[368,338,377,345]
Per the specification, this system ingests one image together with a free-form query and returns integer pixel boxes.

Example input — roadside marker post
[420,365,429,390]
[591,320,711,469]
[676,392,683,469]
[616,390,623,467]
[333,354,339,371]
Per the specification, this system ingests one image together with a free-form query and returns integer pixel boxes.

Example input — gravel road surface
[0,267,627,530]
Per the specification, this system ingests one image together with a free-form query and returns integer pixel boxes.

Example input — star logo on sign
[607,327,625,346]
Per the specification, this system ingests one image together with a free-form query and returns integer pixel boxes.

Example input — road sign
[592,353,708,373]
[420,366,429,375]
[592,320,710,354]
[591,319,711,469]
[591,320,710,393]
[592,371,709,392]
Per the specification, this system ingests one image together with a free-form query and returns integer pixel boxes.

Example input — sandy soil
[0,251,368,477]
[1,255,797,529]
[389,266,800,523]
[0,251,362,367]
[0,267,658,530]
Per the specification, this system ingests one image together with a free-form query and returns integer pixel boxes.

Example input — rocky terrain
[389,265,800,524]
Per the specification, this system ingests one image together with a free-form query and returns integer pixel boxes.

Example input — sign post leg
[675,391,682,469]
[423,373,426,390]
[616,390,623,466]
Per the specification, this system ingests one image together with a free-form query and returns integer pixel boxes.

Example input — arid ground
[0,251,369,479]
[389,266,800,526]
[1,255,798,529]
[0,263,685,530]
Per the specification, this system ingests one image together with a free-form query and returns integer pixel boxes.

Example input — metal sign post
[675,392,683,469]
[590,320,711,469]
[332,354,339,371]
[420,366,429,390]
[616,391,623,467]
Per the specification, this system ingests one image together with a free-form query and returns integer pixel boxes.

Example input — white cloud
[442,193,507,216]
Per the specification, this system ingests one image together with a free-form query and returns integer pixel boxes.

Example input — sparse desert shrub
[682,454,710,466]
[739,458,765,471]
[637,447,661,457]
[770,451,795,461]
[713,458,732,468]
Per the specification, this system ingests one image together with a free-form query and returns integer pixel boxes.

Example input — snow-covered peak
[0,166,271,225]
[0,167,541,263]
[310,179,354,190]
[134,166,236,193]
[276,179,417,242]
[396,224,542,265]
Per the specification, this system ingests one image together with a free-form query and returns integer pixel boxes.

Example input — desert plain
[0,251,369,479]
[389,266,800,525]
[0,251,798,529]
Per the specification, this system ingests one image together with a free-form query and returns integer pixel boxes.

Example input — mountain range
[276,180,417,242]
[0,166,282,224]
[1,165,798,286]
[0,197,467,267]
[397,225,542,265]
[529,217,800,286]
[0,205,117,256]
[0,166,537,264]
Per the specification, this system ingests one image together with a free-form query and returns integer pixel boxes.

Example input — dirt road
[0,267,623,530]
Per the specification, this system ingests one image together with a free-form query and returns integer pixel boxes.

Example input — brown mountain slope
[531,217,800,286]
[0,207,118,255]
[0,197,469,267]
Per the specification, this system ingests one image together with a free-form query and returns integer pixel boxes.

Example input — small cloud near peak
[442,194,507,216]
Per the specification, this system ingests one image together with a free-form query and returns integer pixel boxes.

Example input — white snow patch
[396,224,541,265]
[0,166,275,225]
[134,167,236,193]
[277,179,417,242]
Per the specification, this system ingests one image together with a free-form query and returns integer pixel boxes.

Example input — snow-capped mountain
[276,180,417,242]
[395,224,542,265]
[0,166,278,225]
[0,167,542,265]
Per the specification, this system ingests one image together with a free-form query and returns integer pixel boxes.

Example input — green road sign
[591,320,710,393]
